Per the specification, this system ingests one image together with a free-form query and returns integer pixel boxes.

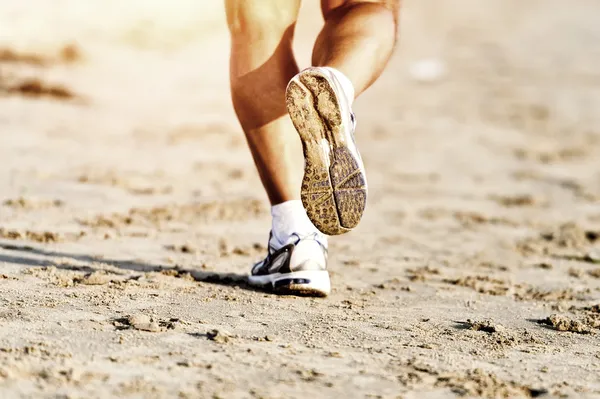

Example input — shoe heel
[329,147,367,230]
[272,270,331,297]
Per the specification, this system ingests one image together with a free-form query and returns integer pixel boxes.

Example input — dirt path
[1,1,599,398]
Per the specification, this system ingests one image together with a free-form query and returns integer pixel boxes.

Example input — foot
[285,67,367,236]
[248,232,330,297]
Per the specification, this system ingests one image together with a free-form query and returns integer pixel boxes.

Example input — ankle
[271,200,327,248]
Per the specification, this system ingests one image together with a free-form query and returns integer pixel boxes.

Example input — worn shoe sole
[286,68,367,236]
[248,270,331,297]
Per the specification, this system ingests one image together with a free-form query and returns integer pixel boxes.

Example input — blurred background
[2,0,598,242]
[1,1,599,397]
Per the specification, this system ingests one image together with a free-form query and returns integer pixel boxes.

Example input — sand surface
[1,0,600,398]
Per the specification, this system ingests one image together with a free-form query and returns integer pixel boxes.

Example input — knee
[225,1,299,40]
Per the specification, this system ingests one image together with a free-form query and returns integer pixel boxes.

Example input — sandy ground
[1,0,600,398]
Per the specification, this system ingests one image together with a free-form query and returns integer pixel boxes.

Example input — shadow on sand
[0,241,264,293]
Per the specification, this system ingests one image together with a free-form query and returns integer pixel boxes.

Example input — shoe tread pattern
[286,71,366,235]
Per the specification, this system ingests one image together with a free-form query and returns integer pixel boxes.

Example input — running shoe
[248,232,330,296]
[285,67,367,236]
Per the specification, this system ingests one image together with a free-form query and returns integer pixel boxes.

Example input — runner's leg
[314,0,400,96]
[226,1,330,296]
[225,0,303,206]
[283,0,400,235]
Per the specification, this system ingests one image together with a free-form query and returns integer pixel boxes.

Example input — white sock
[270,200,327,249]
[323,67,355,105]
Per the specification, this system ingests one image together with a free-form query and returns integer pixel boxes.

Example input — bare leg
[231,0,400,295]
[314,0,400,96]
[225,0,303,205]
[281,0,399,235]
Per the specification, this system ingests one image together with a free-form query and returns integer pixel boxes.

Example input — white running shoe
[248,232,330,297]
[285,67,367,236]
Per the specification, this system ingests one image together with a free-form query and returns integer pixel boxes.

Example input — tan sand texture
[1,0,599,397]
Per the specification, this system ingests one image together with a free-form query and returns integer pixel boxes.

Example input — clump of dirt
[542,224,599,248]
[567,305,600,330]
[568,268,584,278]
[0,228,61,243]
[457,320,543,352]
[0,48,47,65]
[113,315,179,333]
[406,265,440,282]
[23,266,127,287]
[159,268,195,281]
[0,342,71,361]
[517,222,600,256]
[514,284,590,302]
[588,268,600,278]
[0,44,81,66]
[585,316,600,329]
[206,329,233,344]
[537,314,593,334]
[395,359,549,398]
[580,304,600,313]
[443,274,590,302]
[0,44,82,101]
[5,78,76,100]
[435,368,548,398]
[59,44,82,63]
[373,277,412,291]
[489,194,544,208]
[466,319,501,333]
[296,368,324,382]
[164,243,198,254]
[453,211,520,227]
[443,275,510,296]
[2,197,64,210]
[477,261,509,272]
[74,271,115,286]
[558,251,600,264]
[23,266,78,287]
[514,147,587,164]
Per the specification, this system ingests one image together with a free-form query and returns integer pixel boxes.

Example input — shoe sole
[248,270,331,297]
[285,68,367,236]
